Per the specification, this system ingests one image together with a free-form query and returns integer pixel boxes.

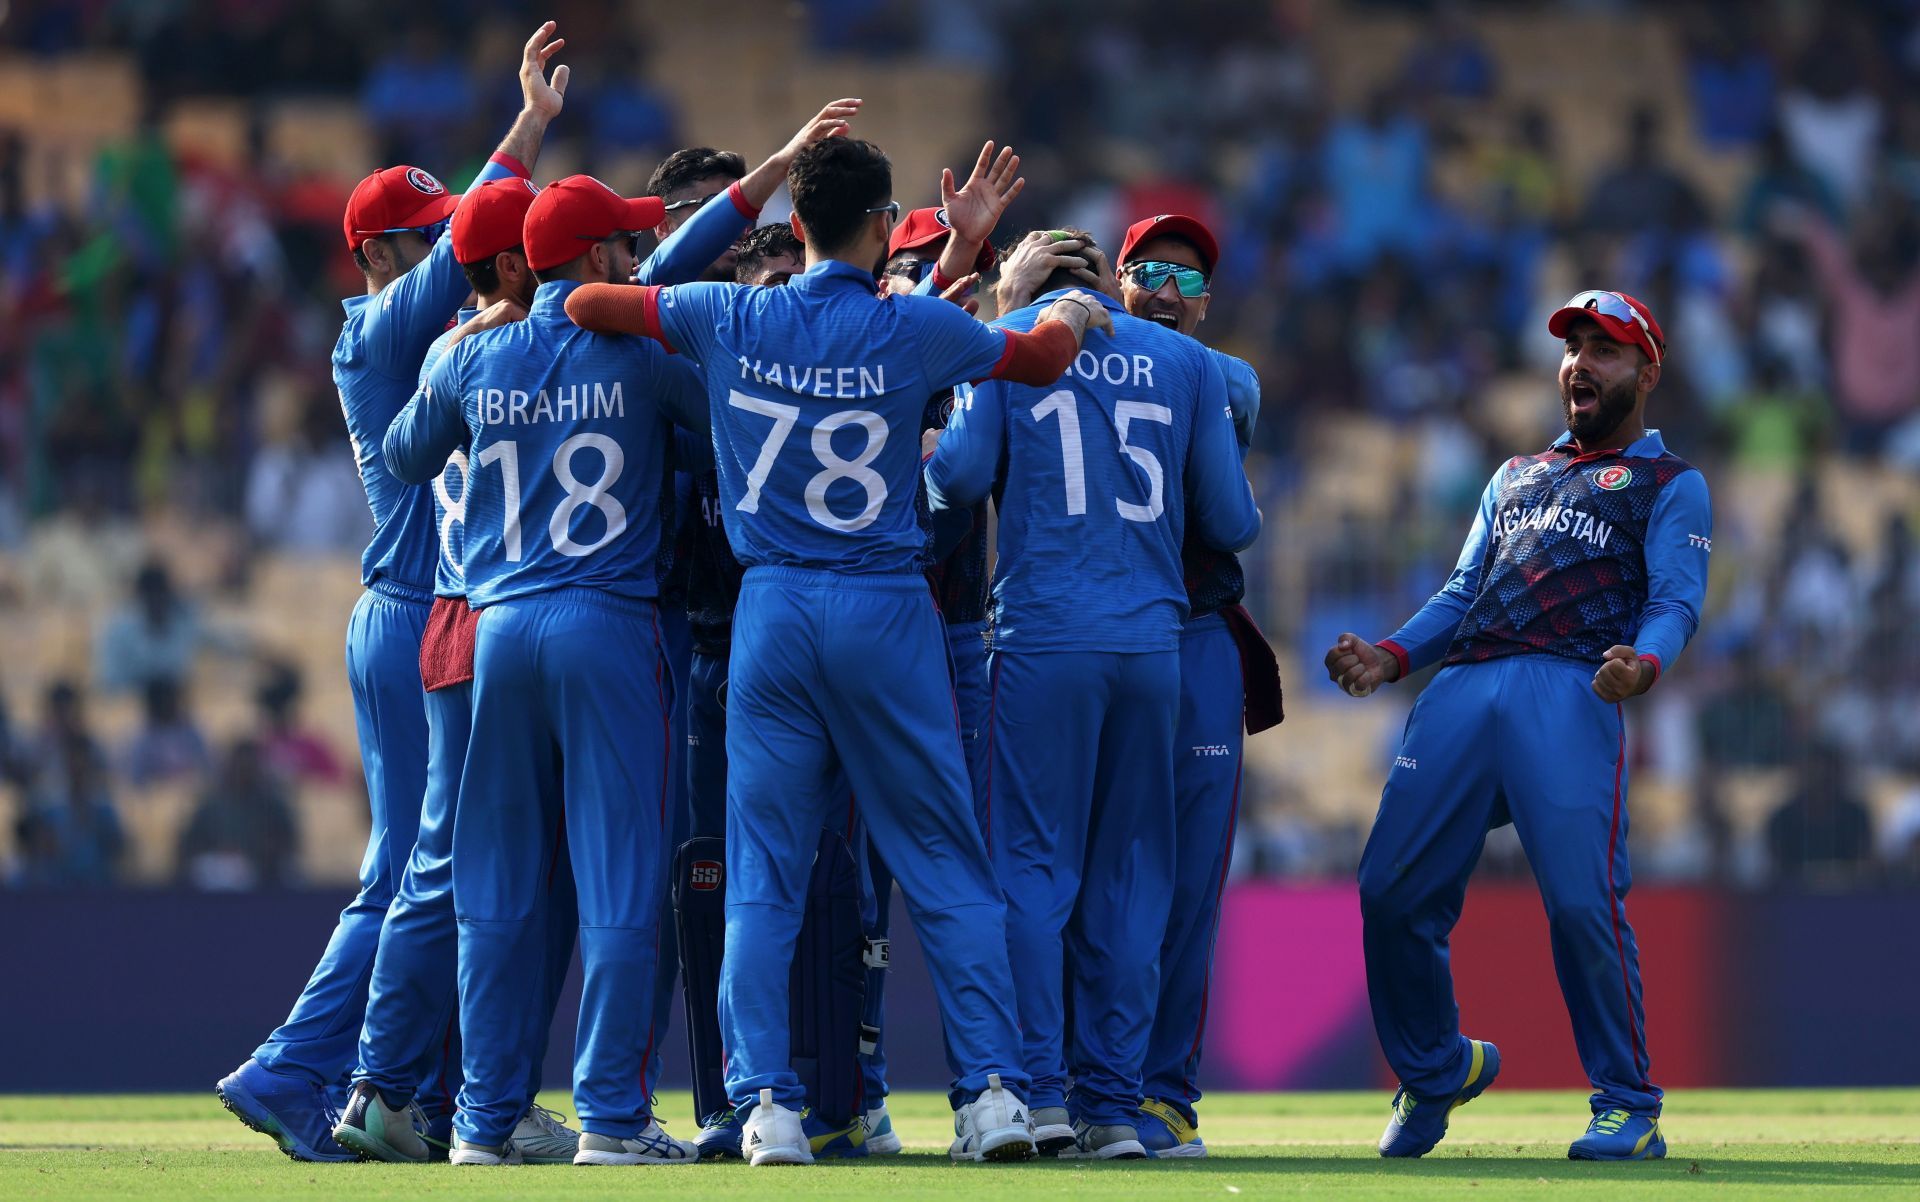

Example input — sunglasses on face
[887,255,934,283]
[1564,290,1663,366]
[663,193,717,214]
[1125,259,1209,298]
[367,218,450,244]
[578,230,644,257]
[866,200,901,222]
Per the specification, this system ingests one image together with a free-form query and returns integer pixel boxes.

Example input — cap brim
[889,229,946,257]
[391,192,460,232]
[1548,306,1635,342]
[623,196,667,231]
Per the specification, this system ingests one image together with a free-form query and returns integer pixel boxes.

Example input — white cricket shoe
[573,1118,698,1164]
[511,1103,581,1164]
[950,1073,1037,1163]
[741,1089,812,1166]
[863,1104,903,1155]
[450,1137,524,1165]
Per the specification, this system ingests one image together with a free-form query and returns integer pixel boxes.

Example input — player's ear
[788,213,807,245]
[1640,359,1661,395]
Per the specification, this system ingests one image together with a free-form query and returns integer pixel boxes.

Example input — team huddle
[213,21,1710,1169]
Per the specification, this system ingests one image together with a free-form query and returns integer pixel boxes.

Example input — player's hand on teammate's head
[520,21,569,120]
[779,99,863,164]
[939,141,1024,248]
[450,298,529,348]
[921,426,943,458]
[1081,243,1121,300]
[1592,644,1651,703]
[1324,633,1391,698]
[995,230,1088,311]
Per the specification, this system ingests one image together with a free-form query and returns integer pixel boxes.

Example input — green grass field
[3,1090,1915,1200]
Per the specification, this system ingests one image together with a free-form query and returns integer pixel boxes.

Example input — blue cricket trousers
[686,648,729,840]
[1359,655,1661,1115]
[858,618,993,1107]
[989,648,1179,1126]
[354,677,577,1116]
[254,581,429,1086]
[454,588,673,1145]
[646,603,693,1109]
[1141,612,1244,1121]
[719,568,1027,1113]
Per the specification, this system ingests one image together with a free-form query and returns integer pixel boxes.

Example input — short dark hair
[462,254,505,296]
[788,138,891,256]
[646,146,747,198]
[733,224,804,283]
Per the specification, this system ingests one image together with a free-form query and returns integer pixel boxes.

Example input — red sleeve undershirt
[563,283,674,353]
[988,320,1077,386]
[489,151,529,178]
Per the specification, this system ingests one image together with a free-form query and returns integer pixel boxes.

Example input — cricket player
[386,175,709,1165]
[213,22,566,1163]
[1111,215,1278,1158]
[927,229,1261,1159]
[1324,291,1710,1161]
[564,135,1107,1165]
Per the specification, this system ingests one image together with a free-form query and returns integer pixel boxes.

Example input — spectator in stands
[14,733,125,887]
[243,385,375,554]
[256,662,342,788]
[1737,124,1843,239]
[14,680,106,798]
[359,21,478,166]
[1683,12,1776,148]
[1578,106,1705,239]
[176,738,300,892]
[1399,2,1497,104]
[94,559,209,695]
[1779,14,1885,213]
[122,677,212,789]
[572,36,678,160]
[1695,644,1795,771]
[1766,743,1877,889]
[1773,197,1920,452]
[1321,87,1430,271]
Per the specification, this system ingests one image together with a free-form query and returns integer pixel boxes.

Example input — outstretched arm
[927,140,1024,292]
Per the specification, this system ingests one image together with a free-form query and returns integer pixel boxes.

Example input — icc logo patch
[689,860,723,891]
[1591,465,1633,491]
[405,168,446,195]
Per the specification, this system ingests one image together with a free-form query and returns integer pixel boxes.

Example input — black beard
[1564,374,1637,443]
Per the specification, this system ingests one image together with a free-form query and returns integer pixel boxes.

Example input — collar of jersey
[793,259,882,293]
[1036,286,1123,313]
[1551,427,1667,460]
[532,278,583,319]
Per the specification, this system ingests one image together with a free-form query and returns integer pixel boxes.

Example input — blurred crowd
[2,0,1918,891]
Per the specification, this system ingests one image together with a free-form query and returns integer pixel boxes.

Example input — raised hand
[939,141,1024,248]
[778,98,863,165]
[1324,633,1392,698]
[521,21,569,121]
[1592,644,1652,702]
[937,271,981,316]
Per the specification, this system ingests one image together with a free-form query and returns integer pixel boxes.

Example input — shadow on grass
[1090,1156,1917,1186]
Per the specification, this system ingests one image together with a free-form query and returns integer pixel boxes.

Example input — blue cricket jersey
[926,290,1260,653]
[1379,428,1712,682]
[1182,349,1261,618]
[385,279,707,607]
[644,259,1019,574]
[404,191,754,601]
[337,155,527,595]
[418,309,478,599]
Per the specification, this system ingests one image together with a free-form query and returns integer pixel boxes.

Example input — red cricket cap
[887,207,997,274]
[452,177,540,265]
[522,175,668,273]
[1547,290,1666,367]
[343,165,460,251]
[1118,213,1219,275]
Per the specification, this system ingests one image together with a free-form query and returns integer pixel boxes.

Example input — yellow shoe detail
[1452,1040,1487,1111]
[1140,1098,1198,1145]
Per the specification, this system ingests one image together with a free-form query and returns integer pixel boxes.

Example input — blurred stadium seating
[2,0,1918,898]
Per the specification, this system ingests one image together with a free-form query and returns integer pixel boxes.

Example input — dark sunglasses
[866,200,901,222]
[366,217,450,244]
[887,255,935,283]
[1124,259,1208,298]
[663,193,717,215]
[578,230,644,257]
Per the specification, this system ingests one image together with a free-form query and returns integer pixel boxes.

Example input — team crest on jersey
[405,168,446,196]
[689,860,723,891]
[1591,465,1633,491]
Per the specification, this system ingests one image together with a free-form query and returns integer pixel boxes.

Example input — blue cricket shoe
[1569,1109,1665,1160]
[1378,1038,1501,1158]
[1137,1098,1207,1158]
[215,1059,355,1162]
[693,1107,743,1160]
[804,1107,869,1159]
